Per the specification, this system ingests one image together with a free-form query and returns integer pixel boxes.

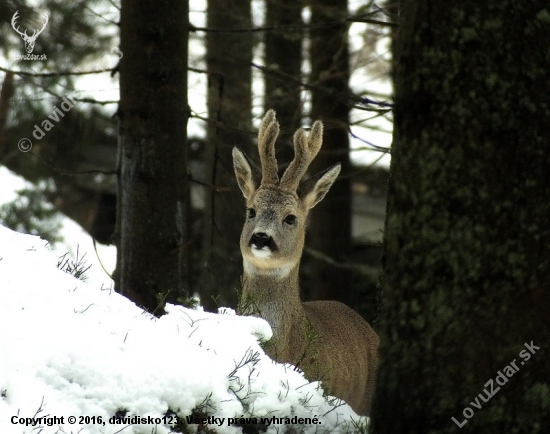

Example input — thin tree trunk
[264,0,303,168]
[372,1,550,432]
[0,71,15,160]
[308,0,352,304]
[201,0,253,311]
[116,0,189,313]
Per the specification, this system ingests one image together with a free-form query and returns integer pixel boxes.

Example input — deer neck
[240,260,306,358]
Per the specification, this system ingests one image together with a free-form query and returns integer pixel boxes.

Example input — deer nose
[251,232,272,249]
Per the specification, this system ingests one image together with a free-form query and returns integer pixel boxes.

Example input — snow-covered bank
[0,225,367,433]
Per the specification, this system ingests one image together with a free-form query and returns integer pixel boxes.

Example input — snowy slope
[0,165,117,289]
[0,225,367,434]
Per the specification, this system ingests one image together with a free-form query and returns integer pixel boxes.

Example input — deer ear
[297,164,341,209]
[232,147,261,200]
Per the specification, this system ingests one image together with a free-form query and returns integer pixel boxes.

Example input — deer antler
[280,120,323,190]
[11,11,27,38]
[258,110,280,186]
[11,11,49,53]
[32,13,49,39]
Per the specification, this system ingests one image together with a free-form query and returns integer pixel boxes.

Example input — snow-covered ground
[0,166,117,289]
[0,225,368,434]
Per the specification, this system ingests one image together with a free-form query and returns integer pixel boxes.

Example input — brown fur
[233,110,379,415]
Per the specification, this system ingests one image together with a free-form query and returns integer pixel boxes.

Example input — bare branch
[30,153,117,177]
[190,14,396,34]
[0,65,114,78]
[304,247,379,280]
[252,61,393,109]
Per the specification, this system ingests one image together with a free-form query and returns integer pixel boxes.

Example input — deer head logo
[11,10,49,54]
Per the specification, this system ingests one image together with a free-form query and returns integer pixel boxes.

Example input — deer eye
[283,214,296,225]
[247,208,256,219]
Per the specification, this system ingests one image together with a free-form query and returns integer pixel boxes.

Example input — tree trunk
[308,0,352,304]
[264,0,303,168]
[0,71,14,159]
[201,0,253,311]
[116,0,189,313]
[371,2,550,432]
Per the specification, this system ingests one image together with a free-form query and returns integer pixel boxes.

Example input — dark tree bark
[116,0,189,313]
[372,2,550,433]
[201,0,253,311]
[264,0,303,168]
[0,71,14,159]
[308,0,352,304]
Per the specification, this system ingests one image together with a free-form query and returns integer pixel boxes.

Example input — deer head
[12,11,49,54]
[232,110,340,277]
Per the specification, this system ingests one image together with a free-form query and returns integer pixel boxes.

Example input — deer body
[233,111,379,416]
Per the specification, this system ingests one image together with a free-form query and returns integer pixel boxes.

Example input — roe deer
[232,110,379,416]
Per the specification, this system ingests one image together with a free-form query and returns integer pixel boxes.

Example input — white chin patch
[251,246,272,258]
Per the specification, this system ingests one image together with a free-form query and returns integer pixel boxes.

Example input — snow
[0,225,368,434]
[0,165,117,289]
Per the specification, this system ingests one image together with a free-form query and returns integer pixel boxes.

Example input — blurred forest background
[0,0,393,322]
